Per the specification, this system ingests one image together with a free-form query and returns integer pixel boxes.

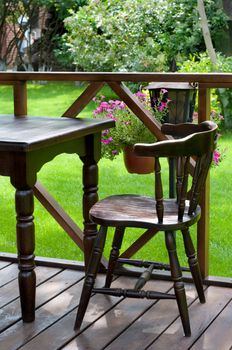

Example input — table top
[0,115,114,151]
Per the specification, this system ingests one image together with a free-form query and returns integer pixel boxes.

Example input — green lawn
[0,82,231,277]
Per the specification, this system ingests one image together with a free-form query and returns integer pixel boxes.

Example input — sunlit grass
[0,82,231,277]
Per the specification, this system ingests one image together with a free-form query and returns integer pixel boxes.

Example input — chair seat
[90,195,201,230]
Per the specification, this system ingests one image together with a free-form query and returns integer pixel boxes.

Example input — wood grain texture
[191,300,232,350]
[0,269,85,349]
[147,286,232,350]
[0,262,231,350]
[0,264,18,286]
[1,71,232,85]
[0,115,114,151]
[105,284,201,350]
[65,280,172,350]
[0,261,12,269]
[197,85,211,278]
[13,81,27,116]
[90,195,201,230]
[0,266,60,308]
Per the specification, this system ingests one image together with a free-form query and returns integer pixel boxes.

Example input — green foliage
[0,0,88,70]
[178,52,232,73]
[179,52,232,128]
[160,0,227,63]
[63,0,228,72]
[35,0,88,20]
[64,0,168,71]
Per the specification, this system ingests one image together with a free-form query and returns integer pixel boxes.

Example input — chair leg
[181,229,205,303]
[105,226,125,288]
[74,226,107,330]
[165,231,191,337]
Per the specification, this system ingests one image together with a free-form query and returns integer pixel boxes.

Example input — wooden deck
[0,259,231,350]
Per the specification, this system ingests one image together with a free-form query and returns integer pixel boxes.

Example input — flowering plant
[209,110,227,166]
[192,110,226,166]
[93,90,169,160]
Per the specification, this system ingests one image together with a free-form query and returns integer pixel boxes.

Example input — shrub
[63,0,169,72]
[63,0,228,72]
[179,52,232,129]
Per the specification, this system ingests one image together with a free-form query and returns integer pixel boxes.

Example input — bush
[179,52,232,129]
[63,0,228,72]
[63,0,169,72]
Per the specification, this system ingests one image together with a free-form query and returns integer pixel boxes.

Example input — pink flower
[108,100,126,110]
[160,88,168,94]
[193,111,198,120]
[100,102,111,111]
[134,91,146,97]
[102,129,110,136]
[101,137,113,145]
[158,101,168,111]
[213,150,221,165]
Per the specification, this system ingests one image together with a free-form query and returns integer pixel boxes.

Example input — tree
[0,0,87,71]
[197,0,217,65]
[64,0,168,72]
[63,0,228,72]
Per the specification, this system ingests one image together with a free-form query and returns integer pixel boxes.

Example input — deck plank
[62,280,173,350]
[0,261,231,350]
[105,284,203,350]
[191,300,232,350]
[19,276,128,350]
[0,264,19,286]
[0,261,12,269]
[147,286,232,350]
[0,266,63,332]
[0,265,61,308]
[0,269,84,350]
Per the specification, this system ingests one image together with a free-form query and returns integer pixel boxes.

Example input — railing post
[13,81,27,116]
[197,84,211,278]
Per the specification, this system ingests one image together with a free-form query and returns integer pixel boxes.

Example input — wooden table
[0,114,114,322]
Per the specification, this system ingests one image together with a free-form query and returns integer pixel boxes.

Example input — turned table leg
[81,155,99,267]
[80,133,102,268]
[15,188,36,322]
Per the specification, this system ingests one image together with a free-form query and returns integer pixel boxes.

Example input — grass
[0,82,231,277]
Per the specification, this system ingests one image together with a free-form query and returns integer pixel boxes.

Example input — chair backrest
[134,121,218,222]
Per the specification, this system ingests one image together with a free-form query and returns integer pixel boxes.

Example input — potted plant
[92,90,170,173]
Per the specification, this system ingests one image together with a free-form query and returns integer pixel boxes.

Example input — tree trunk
[197,0,218,66]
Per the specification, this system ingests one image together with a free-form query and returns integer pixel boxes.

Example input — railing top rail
[1,71,232,85]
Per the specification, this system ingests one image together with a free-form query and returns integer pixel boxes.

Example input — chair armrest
[134,122,218,158]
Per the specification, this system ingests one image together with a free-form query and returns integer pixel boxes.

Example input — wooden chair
[74,121,218,336]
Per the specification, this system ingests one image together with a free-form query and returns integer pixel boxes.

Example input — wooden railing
[0,71,232,284]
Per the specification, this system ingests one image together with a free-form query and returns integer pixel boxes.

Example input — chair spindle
[155,157,163,223]
[176,156,184,203]
[178,156,190,221]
